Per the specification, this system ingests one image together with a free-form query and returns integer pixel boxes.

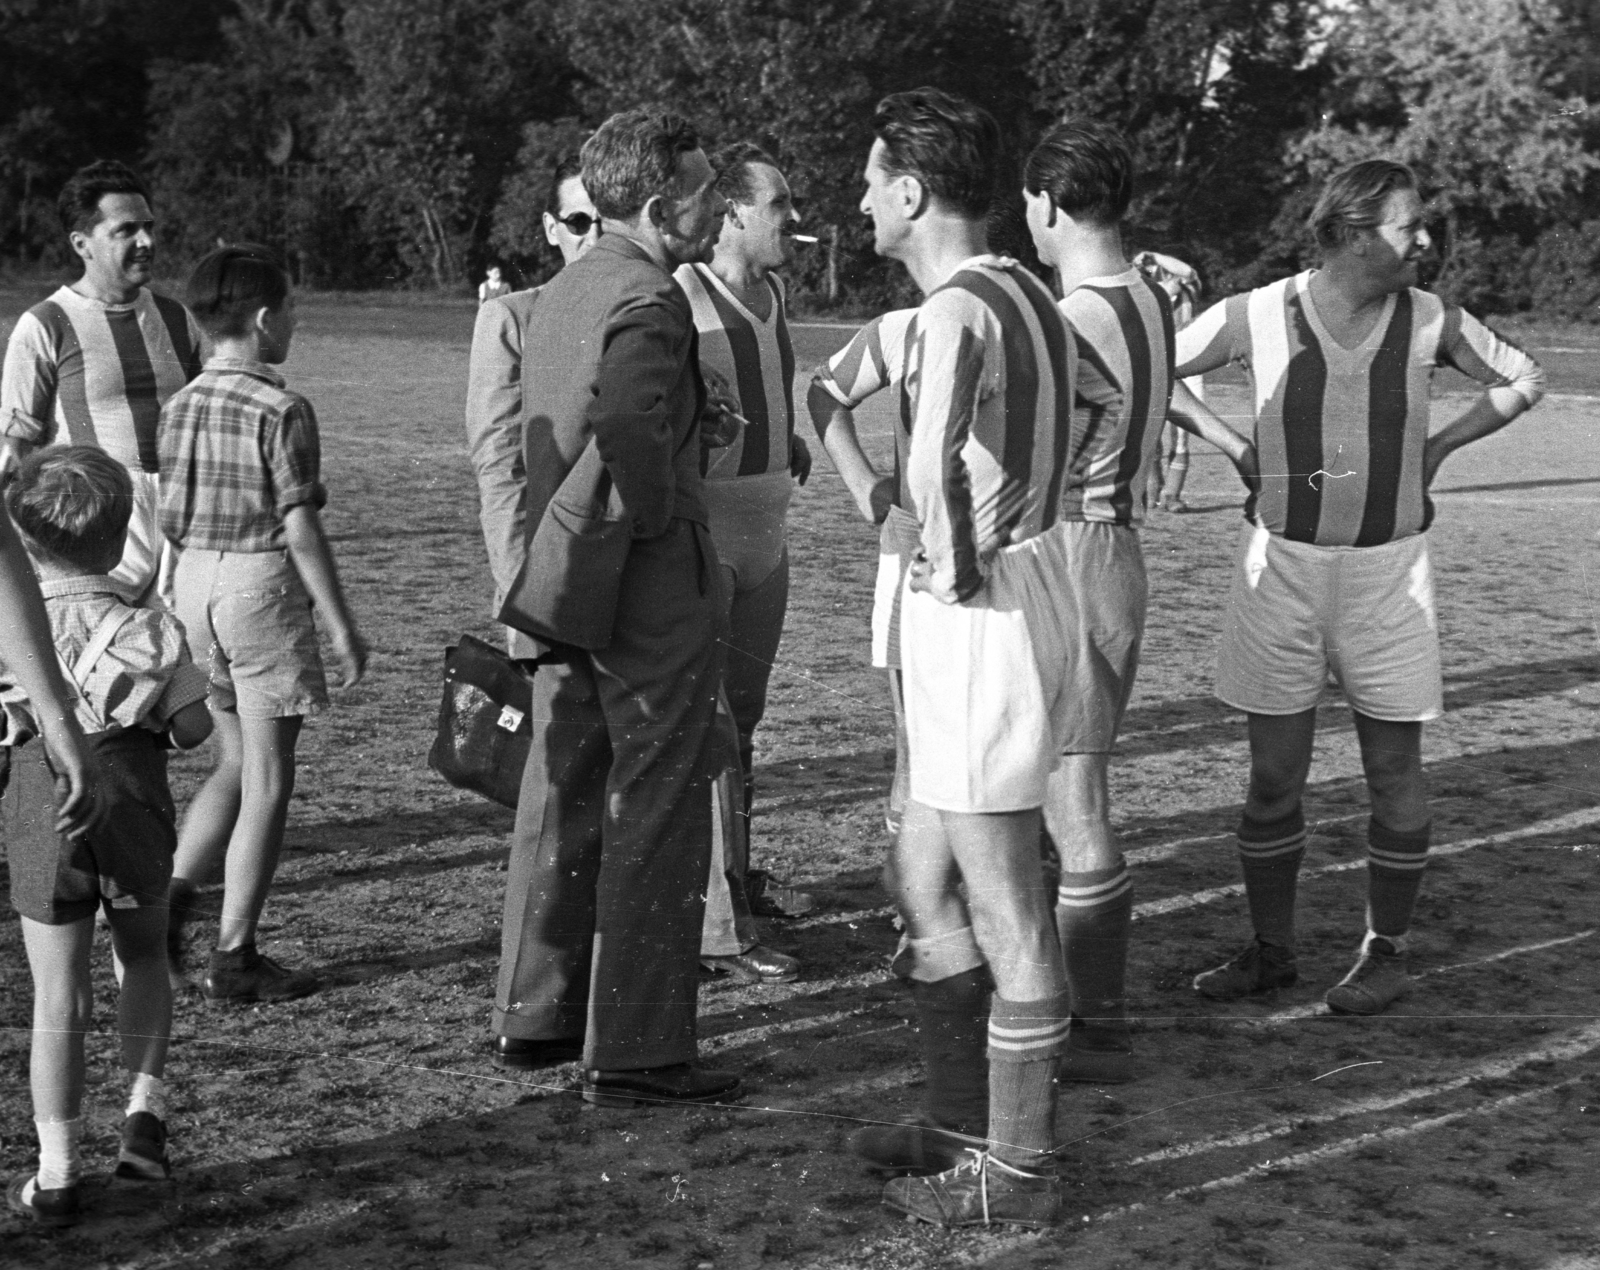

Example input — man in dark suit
[492,109,742,1107]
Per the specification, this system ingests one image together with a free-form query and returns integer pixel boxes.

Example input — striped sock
[986,993,1069,1171]
[913,969,990,1137]
[1366,818,1430,944]
[1055,861,1133,1031]
[1238,807,1307,950]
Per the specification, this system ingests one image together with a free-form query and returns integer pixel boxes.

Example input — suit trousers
[494,518,724,1070]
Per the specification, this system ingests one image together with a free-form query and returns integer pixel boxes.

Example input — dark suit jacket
[498,235,708,650]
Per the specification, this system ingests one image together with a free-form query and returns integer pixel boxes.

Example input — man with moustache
[1,161,202,606]
[492,110,742,1106]
[465,153,602,664]
[674,143,814,984]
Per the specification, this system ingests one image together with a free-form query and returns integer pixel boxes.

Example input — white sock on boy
[35,1116,83,1191]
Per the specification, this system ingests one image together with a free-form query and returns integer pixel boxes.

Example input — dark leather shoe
[700,944,799,983]
[7,1172,79,1227]
[493,1035,584,1070]
[582,1063,744,1108]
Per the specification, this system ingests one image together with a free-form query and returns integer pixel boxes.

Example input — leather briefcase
[426,634,535,809]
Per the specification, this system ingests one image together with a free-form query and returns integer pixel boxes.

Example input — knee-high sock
[1238,807,1307,950]
[1055,860,1132,1033]
[912,969,990,1137]
[986,992,1069,1171]
[1366,818,1430,945]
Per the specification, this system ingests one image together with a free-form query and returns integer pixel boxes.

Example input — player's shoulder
[10,287,79,345]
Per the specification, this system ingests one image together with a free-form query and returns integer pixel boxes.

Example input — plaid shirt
[0,574,210,740]
[157,356,326,552]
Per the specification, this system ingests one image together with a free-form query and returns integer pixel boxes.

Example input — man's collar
[204,356,287,387]
[38,574,122,600]
[593,234,655,264]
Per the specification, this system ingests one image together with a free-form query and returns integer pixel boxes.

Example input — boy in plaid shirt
[3,447,212,1226]
[159,244,367,1003]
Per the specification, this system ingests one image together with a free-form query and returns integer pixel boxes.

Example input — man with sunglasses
[465,154,602,659]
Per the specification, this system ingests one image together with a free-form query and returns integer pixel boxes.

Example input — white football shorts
[1216,520,1443,722]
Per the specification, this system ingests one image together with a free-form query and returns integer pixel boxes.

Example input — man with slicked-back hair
[492,109,742,1108]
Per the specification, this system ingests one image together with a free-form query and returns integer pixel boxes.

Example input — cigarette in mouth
[789,234,819,244]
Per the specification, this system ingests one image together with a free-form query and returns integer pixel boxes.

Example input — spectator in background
[479,264,514,305]
[1133,251,1205,511]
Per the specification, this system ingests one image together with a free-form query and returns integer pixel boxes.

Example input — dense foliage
[2,0,1597,314]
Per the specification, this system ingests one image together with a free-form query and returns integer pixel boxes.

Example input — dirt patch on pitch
[3,303,1599,1268]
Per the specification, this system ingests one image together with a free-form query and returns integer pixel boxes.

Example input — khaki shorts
[1053,520,1147,754]
[901,523,1080,814]
[174,548,328,718]
[1216,521,1443,722]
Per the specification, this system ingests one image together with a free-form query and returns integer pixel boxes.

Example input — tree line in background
[2,0,1598,316]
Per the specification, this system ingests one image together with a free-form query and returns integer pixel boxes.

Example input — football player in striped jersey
[1176,160,1545,1016]
[674,143,814,986]
[1023,121,1255,1085]
[845,87,1077,1230]
[1,161,202,607]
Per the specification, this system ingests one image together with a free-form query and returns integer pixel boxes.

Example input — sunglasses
[554,212,600,236]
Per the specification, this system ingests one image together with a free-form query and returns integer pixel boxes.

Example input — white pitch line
[1134,806,1600,921]
[702,1008,870,1052]
[1256,930,1598,1024]
[1101,1078,1581,1219]
[1127,1014,1600,1166]
[699,969,891,1019]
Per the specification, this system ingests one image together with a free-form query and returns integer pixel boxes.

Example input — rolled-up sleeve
[2,312,58,445]
[265,397,326,516]
[91,610,209,732]
[587,295,684,537]
[465,297,529,596]
[1440,307,1546,412]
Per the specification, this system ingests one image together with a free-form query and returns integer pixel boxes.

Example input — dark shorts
[4,730,177,925]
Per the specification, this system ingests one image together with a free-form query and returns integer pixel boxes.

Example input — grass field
[1,283,1599,1269]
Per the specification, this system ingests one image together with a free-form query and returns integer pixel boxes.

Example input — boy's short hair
[186,243,290,339]
[872,88,1002,220]
[712,141,779,206]
[6,447,134,571]
[1309,160,1418,251]
[581,111,702,222]
[57,160,151,236]
[1023,121,1134,226]
[545,153,585,216]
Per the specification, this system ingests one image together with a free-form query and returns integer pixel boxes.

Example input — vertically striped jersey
[814,308,917,416]
[673,263,795,481]
[1176,273,1544,547]
[1059,269,1175,526]
[1,285,202,474]
[901,256,1076,603]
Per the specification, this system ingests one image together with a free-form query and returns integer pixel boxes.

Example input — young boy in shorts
[3,447,213,1226]
[159,244,367,1003]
